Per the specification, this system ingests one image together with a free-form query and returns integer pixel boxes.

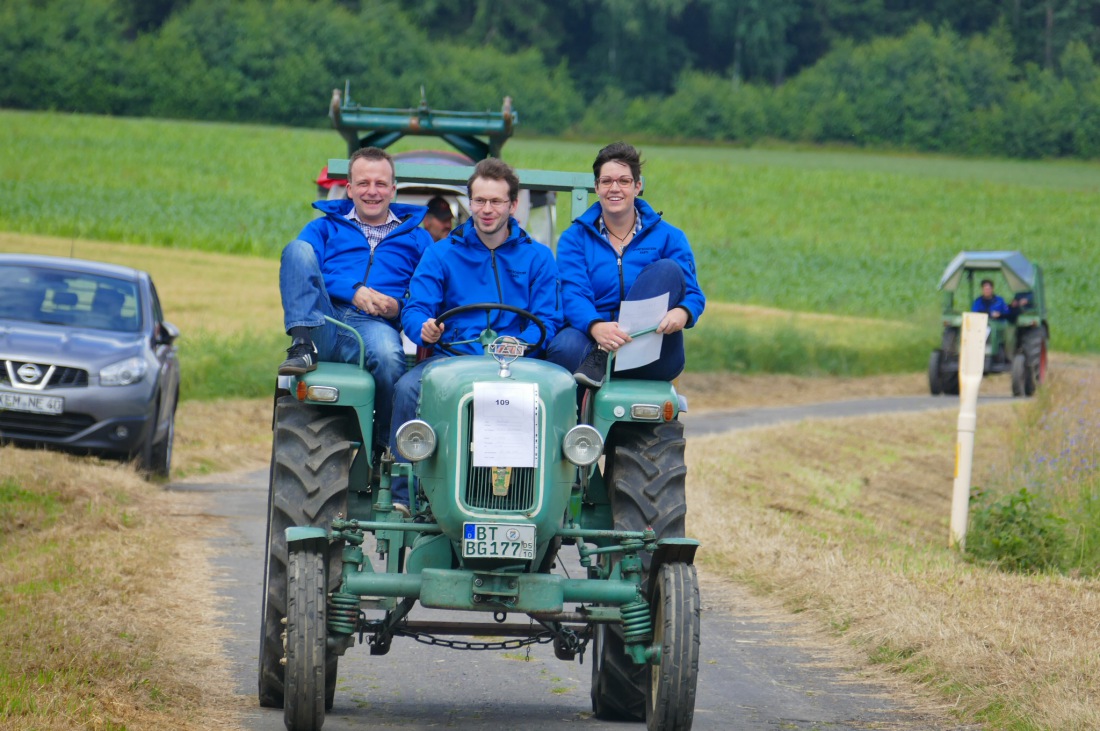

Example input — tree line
[3,0,1100,158]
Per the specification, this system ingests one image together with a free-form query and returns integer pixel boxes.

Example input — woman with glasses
[547,142,706,389]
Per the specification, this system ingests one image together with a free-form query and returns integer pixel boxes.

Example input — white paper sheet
[614,293,668,371]
[472,381,538,467]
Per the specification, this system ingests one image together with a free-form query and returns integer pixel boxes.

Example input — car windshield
[0,265,141,333]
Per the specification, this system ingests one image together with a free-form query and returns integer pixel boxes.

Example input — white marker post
[949,312,988,550]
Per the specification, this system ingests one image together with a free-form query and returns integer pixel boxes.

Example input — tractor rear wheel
[646,562,701,731]
[259,397,352,710]
[284,539,328,731]
[1021,326,1047,393]
[1011,352,1030,397]
[591,421,687,722]
[928,350,944,395]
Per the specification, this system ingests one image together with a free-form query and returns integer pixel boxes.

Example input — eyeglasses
[597,176,635,189]
[470,197,511,209]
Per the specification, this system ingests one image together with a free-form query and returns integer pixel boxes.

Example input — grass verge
[0,450,245,730]
[688,369,1100,730]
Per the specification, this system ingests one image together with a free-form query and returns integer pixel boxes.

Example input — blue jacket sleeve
[666,228,706,327]
[401,247,445,347]
[521,248,562,352]
[556,226,602,333]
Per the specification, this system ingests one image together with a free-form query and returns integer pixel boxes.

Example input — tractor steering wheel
[431,303,547,357]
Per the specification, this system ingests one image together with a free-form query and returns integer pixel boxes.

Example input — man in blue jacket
[972,279,1010,319]
[388,157,561,512]
[278,146,433,449]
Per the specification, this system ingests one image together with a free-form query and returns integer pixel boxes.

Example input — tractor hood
[938,251,1038,292]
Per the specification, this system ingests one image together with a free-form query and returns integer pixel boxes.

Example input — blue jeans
[280,240,406,448]
[387,355,446,505]
[546,259,687,382]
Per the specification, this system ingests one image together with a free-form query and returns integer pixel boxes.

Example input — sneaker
[574,347,608,389]
[392,503,411,518]
[278,339,317,376]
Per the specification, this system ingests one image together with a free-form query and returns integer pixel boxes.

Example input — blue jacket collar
[312,199,428,232]
[449,217,530,248]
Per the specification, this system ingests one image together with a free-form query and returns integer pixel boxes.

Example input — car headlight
[100,356,147,386]
[563,424,603,467]
[395,420,437,462]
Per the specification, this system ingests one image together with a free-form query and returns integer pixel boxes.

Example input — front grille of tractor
[462,405,538,512]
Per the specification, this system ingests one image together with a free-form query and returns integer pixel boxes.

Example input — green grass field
[2,109,1097,355]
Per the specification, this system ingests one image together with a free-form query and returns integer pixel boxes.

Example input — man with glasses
[388,157,562,514]
[278,146,433,452]
[546,141,706,389]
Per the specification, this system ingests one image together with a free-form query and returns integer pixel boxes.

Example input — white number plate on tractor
[462,522,535,560]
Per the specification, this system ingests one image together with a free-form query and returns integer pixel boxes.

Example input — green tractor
[258,163,701,731]
[928,251,1049,398]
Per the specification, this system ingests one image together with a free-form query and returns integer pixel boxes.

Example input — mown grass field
[3,109,1098,357]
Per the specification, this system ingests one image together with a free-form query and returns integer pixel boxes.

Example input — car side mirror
[158,320,180,345]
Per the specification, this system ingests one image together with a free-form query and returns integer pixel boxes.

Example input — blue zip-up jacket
[557,199,705,334]
[402,219,562,356]
[972,294,1010,318]
[297,199,433,306]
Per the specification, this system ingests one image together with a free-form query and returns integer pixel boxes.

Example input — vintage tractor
[928,251,1049,398]
[258,164,701,731]
[321,86,558,247]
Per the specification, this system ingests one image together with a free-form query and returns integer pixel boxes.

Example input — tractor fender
[285,526,329,546]
[648,538,700,600]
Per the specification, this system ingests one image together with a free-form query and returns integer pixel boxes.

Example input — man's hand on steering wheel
[421,318,444,344]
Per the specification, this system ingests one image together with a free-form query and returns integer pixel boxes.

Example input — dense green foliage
[5,0,1100,157]
[2,110,1096,357]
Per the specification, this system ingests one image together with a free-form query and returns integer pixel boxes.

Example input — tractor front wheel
[259,397,351,710]
[591,421,688,721]
[283,540,328,731]
[646,562,701,731]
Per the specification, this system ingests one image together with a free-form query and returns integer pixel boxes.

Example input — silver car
[0,254,181,477]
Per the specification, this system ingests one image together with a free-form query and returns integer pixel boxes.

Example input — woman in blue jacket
[547,142,705,388]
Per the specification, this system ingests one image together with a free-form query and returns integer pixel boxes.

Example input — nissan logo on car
[17,363,43,384]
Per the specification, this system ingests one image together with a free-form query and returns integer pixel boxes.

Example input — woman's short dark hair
[592,141,643,181]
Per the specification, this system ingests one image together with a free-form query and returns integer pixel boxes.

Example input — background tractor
[259,163,701,731]
[928,250,1049,398]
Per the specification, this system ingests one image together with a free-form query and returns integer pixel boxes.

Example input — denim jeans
[280,239,406,448]
[546,258,687,381]
[387,355,446,505]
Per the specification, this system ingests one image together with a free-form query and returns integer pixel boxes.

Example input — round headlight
[563,424,603,467]
[395,420,437,462]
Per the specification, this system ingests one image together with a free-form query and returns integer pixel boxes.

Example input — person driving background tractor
[388,157,562,514]
[972,278,1010,319]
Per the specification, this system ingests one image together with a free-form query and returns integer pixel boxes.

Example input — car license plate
[0,390,64,415]
[462,522,535,560]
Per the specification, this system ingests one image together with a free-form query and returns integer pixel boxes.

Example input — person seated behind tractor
[1007,291,1034,323]
[388,158,562,515]
[422,195,454,242]
[972,279,1010,320]
[279,146,433,451]
[546,141,706,389]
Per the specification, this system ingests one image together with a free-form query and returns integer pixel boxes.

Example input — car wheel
[137,396,176,479]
